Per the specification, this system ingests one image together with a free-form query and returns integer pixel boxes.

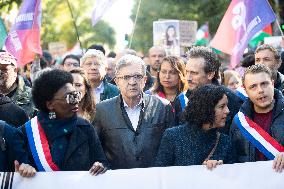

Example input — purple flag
[92,0,116,27]
[5,0,42,67]
[210,0,276,68]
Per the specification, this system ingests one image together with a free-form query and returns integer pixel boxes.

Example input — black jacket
[275,71,284,94]
[0,94,28,127]
[22,116,109,171]
[93,94,174,169]
[186,81,242,134]
[230,89,284,162]
[0,121,29,172]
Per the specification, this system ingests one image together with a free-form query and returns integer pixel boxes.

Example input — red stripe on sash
[37,120,60,171]
[245,116,284,152]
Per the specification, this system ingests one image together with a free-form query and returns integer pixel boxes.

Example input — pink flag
[5,0,42,67]
[210,0,276,68]
[92,0,116,27]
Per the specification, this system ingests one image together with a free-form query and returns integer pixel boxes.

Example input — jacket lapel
[63,127,88,164]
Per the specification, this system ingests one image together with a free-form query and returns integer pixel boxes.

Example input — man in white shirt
[93,55,174,169]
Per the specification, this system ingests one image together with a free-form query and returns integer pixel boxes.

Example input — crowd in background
[1,42,284,177]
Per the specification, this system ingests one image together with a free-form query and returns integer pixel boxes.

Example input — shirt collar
[123,95,143,109]
[95,81,104,92]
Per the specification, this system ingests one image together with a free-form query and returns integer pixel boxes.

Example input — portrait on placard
[153,20,180,56]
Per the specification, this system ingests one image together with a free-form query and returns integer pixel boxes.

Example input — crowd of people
[1,43,284,178]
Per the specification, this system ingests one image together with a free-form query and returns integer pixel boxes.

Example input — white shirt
[94,81,104,103]
[123,99,142,131]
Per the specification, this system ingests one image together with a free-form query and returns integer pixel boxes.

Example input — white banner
[2,161,284,189]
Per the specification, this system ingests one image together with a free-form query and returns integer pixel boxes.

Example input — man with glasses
[61,54,80,72]
[81,49,119,103]
[93,54,173,169]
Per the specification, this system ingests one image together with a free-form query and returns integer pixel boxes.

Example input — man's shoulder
[96,96,119,109]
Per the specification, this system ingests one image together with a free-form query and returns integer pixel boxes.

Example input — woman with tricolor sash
[20,69,108,174]
[146,56,188,125]
[230,64,284,172]
[155,85,235,169]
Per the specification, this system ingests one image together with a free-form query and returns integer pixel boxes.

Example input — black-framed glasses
[116,74,144,81]
[53,91,82,104]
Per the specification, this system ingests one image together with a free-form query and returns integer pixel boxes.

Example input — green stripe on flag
[0,17,7,49]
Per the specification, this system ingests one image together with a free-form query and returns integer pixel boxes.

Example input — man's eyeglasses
[116,74,144,81]
[65,62,80,68]
[53,91,82,104]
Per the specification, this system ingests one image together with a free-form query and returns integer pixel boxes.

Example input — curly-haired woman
[155,84,235,169]
[21,69,108,173]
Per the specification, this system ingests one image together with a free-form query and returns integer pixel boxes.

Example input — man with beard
[230,64,284,172]
[147,46,166,78]
[255,44,284,94]
[185,46,242,134]
[0,51,35,118]
[93,55,173,169]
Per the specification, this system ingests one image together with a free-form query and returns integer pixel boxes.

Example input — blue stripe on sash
[26,120,45,171]
[234,115,275,160]
[178,93,186,110]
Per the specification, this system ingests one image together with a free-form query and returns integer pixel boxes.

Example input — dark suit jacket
[93,94,174,169]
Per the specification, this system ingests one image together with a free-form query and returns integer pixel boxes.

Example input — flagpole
[276,19,284,37]
[66,0,84,54]
[128,0,142,49]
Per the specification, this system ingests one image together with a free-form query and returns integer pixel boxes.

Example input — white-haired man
[81,49,119,102]
[93,54,174,169]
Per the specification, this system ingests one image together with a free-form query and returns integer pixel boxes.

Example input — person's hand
[14,160,36,177]
[273,153,284,172]
[89,162,107,176]
[202,160,223,170]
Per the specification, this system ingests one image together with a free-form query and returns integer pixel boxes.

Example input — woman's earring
[49,112,56,119]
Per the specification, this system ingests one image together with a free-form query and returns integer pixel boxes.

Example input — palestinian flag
[195,23,209,46]
[248,24,272,48]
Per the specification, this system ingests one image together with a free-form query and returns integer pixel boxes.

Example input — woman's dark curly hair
[183,84,226,128]
[32,69,73,113]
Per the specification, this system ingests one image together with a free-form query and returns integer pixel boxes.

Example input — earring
[49,112,56,119]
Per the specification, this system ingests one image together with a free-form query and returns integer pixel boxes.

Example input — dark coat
[100,79,120,101]
[0,94,28,127]
[155,124,235,167]
[22,116,109,171]
[230,89,284,163]
[93,94,174,169]
[186,81,242,134]
[275,71,284,94]
[0,121,29,172]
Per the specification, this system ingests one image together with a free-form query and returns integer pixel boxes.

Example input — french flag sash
[234,112,284,160]
[25,116,60,171]
[235,86,248,101]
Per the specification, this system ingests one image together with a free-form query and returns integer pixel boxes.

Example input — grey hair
[115,54,146,76]
[80,49,107,66]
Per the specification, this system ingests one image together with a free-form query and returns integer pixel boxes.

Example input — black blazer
[93,94,174,169]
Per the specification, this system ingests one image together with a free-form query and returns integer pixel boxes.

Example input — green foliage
[0,0,116,50]
[130,0,230,53]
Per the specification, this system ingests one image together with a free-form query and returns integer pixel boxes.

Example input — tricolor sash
[25,116,60,171]
[234,112,284,160]
[177,92,188,110]
[235,86,248,101]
